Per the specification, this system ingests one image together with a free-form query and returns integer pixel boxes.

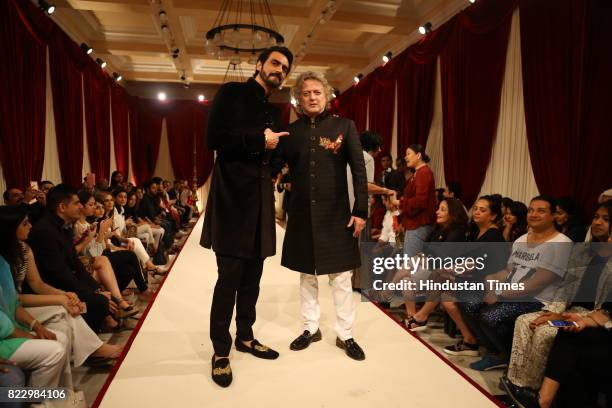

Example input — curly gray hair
[291,71,334,115]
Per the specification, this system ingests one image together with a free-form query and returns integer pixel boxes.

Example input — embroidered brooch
[319,134,344,154]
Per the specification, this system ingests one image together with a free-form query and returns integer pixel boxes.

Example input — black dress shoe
[235,339,279,360]
[289,329,322,351]
[84,356,114,368]
[211,355,232,387]
[500,376,539,408]
[336,338,366,361]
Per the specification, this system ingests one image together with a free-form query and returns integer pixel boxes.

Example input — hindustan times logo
[371,253,487,275]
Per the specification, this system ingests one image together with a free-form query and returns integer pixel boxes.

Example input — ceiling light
[80,43,93,55]
[183,83,190,89]
[419,22,433,35]
[96,58,107,69]
[469,0,476,3]
[198,94,205,102]
[112,72,122,82]
[38,0,55,14]
[159,10,167,19]
[157,92,167,101]
[354,73,363,84]
[161,24,169,32]
[382,51,393,64]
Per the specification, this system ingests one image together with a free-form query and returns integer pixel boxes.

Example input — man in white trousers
[272,71,368,360]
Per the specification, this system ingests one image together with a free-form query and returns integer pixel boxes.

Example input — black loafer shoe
[235,339,279,360]
[211,355,232,388]
[289,329,322,351]
[84,356,114,368]
[336,337,366,361]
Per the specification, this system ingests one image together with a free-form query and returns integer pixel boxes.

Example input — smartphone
[547,320,578,328]
[30,181,39,191]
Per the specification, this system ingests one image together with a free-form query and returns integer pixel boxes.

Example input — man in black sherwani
[200,46,293,387]
[273,71,369,361]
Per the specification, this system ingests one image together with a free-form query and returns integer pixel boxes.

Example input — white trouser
[10,335,67,388]
[27,306,103,368]
[126,237,151,267]
[150,226,165,249]
[300,271,356,341]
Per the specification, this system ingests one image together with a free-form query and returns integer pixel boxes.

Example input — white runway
[96,218,499,408]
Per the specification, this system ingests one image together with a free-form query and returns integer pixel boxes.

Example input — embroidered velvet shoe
[211,355,232,388]
[289,329,322,351]
[235,339,279,360]
[336,337,366,361]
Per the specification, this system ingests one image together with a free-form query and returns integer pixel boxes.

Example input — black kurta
[200,78,280,259]
[273,112,368,275]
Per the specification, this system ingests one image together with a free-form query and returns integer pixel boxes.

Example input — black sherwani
[200,78,281,356]
[273,111,368,275]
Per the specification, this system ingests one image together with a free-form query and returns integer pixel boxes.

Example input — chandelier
[204,0,285,66]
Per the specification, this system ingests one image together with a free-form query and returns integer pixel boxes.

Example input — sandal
[404,316,428,332]
[146,266,167,276]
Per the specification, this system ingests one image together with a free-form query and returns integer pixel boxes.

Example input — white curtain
[425,58,446,190]
[477,9,539,204]
[41,48,62,184]
[153,119,175,182]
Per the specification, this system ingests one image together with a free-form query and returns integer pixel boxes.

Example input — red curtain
[111,83,130,178]
[49,30,88,187]
[166,101,214,186]
[130,98,163,186]
[337,76,370,133]
[0,0,47,189]
[368,65,396,156]
[520,0,612,218]
[396,22,453,158]
[84,62,111,180]
[441,0,516,206]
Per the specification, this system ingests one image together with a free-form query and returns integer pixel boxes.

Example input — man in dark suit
[377,153,405,196]
[200,46,293,387]
[273,71,368,361]
[27,184,111,333]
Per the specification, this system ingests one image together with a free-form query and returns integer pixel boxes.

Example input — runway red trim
[92,213,203,408]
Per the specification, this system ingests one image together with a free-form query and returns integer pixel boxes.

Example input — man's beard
[260,70,282,89]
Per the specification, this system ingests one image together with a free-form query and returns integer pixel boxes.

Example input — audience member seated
[404,198,469,331]
[26,184,112,333]
[502,201,612,406]
[460,196,572,371]
[554,197,587,242]
[2,186,47,224]
[369,195,386,241]
[138,179,176,252]
[0,206,125,373]
[124,190,164,254]
[441,195,505,353]
[110,170,126,190]
[101,191,165,280]
[536,304,612,408]
[73,192,149,308]
[0,358,25,408]
[503,200,528,242]
[0,256,67,388]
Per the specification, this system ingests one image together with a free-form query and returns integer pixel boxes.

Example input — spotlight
[159,10,167,19]
[38,0,55,14]
[332,88,339,98]
[157,92,167,101]
[180,75,186,81]
[290,97,297,106]
[198,94,205,102]
[96,58,107,69]
[80,43,93,55]
[172,48,180,55]
[354,73,363,84]
[382,51,393,64]
[469,0,476,3]
[183,83,190,89]
[161,24,169,32]
[172,54,179,59]
[112,72,122,82]
[419,22,433,35]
